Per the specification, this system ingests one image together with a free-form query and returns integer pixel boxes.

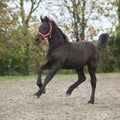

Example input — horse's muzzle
[34,35,42,44]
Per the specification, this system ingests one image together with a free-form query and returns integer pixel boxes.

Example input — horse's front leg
[35,63,61,98]
[34,62,51,95]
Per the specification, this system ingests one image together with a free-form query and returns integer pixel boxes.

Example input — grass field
[0,72,120,81]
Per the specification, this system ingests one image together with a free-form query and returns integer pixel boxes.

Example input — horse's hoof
[88,100,94,104]
[36,94,40,98]
[34,91,40,98]
[43,89,46,94]
[34,91,39,96]
[34,92,38,96]
[66,92,71,97]
[66,90,72,96]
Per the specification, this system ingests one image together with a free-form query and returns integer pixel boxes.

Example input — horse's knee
[91,79,96,88]
[36,80,42,87]
[79,78,86,83]
[81,75,86,82]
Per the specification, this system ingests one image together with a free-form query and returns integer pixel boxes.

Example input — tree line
[0,0,120,75]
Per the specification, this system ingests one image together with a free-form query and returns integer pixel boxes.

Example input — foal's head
[34,16,52,43]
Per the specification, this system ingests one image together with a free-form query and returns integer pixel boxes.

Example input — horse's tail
[97,33,109,50]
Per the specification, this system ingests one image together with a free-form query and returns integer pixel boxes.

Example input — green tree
[61,0,109,41]
[0,0,44,75]
[112,0,120,71]
[0,0,18,75]
[10,0,42,75]
[98,0,120,73]
[0,0,16,57]
[12,0,41,27]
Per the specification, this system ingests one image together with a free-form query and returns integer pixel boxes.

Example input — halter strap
[38,22,52,41]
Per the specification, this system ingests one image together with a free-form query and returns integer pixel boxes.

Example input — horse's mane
[52,20,69,43]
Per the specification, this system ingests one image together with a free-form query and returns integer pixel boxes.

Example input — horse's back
[63,42,99,69]
[71,42,98,56]
[48,41,99,69]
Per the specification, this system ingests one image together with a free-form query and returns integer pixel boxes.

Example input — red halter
[37,22,52,41]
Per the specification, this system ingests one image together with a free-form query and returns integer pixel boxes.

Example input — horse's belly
[63,60,87,69]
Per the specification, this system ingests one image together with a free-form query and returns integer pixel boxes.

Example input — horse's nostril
[35,38,39,42]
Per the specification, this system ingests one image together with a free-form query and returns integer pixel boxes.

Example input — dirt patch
[0,75,120,120]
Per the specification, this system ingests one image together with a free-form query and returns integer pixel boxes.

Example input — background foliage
[0,0,120,75]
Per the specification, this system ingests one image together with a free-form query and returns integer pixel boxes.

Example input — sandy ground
[0,75,120,120]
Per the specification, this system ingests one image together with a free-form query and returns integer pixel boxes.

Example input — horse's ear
[40,16,43,22]
[44,16,50,22]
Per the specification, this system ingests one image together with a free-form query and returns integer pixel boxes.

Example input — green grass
[0,72,120,81]
[0,74,77,81]
[96,72,120,76]
[0,75,37,81]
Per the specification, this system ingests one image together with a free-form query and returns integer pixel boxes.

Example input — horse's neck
[48,27,68,49]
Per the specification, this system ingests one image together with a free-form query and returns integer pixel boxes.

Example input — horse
[34,16,109,104]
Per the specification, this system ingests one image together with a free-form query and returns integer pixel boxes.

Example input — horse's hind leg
[88,64,97,104]
[66,68,86,95]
